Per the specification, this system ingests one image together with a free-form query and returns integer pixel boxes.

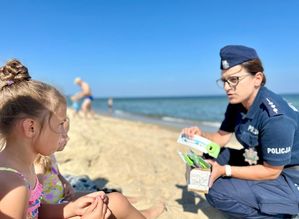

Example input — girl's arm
[57,170,75,198]
[0,174,30,219]
[39,195,97,219]
[38,203,67,219]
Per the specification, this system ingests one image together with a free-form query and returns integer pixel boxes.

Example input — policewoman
[183,45,299,218]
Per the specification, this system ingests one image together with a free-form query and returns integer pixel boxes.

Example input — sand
[56,110,241,219]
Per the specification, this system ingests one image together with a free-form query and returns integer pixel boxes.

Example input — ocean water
[67,94,299,132]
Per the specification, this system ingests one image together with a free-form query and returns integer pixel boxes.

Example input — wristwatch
[225,165,232,177]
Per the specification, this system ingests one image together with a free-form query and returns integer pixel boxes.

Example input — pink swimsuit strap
[0,167,43,219]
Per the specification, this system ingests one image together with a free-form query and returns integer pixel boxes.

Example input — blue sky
[1,0,299,97]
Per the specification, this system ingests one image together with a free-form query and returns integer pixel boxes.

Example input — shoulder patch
[262,97,283,117]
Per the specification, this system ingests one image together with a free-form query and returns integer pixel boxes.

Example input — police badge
[243,148,259,165]
[221,60,230,69]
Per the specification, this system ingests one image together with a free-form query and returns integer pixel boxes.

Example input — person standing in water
[74,77,95,118]
[107,97,113,115]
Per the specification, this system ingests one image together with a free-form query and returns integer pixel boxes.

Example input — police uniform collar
[242,87,266,119]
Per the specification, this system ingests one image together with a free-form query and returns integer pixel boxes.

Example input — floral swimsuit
[40,155,65,204]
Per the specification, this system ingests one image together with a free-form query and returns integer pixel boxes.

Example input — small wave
[201,121,221,128]
[114,110,126,115]
[114,110,221,130]
[162,116,187,123]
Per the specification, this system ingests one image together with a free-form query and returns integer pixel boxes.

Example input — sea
[67,94,299,132]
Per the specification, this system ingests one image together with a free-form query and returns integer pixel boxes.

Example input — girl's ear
[22,119,38,138]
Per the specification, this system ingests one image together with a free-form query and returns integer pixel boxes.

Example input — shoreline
[91,109,221,133]
[66,95,224,133]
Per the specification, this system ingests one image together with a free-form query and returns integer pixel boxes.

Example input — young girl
[0,59,110,219]
[0,59,164,219]
[34,117,165,219]
[34,119,75,203]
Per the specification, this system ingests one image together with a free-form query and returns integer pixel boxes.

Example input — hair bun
[0,59,31,89]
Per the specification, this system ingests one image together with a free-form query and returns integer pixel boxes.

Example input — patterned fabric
[64,174,98,192]
[64,174,122,193]
[0,167,43,219]
[27,182,43,219]
[41,156,64,204]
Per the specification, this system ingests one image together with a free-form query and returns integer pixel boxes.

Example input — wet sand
[57,111,241,218]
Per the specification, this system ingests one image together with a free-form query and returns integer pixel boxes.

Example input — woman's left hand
[206,160,225,188]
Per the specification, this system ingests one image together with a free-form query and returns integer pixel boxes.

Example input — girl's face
[57,121,70,152]
[34,104,68,156]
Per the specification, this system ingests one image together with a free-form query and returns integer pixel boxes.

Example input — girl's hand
[81,197,111,219]
[87,191,109,204]
[67,195,96,217]
[206,160,225,188]
[182,126,202,138]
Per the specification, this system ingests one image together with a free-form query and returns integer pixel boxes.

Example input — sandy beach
[57,110,241,219]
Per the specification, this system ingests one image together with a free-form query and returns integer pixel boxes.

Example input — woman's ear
[22,119,37,138]
[254,72,264,87]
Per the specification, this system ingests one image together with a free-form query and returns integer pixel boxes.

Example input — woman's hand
[206,160,225,188]
[182,126,203,138]
[81,197,111,219]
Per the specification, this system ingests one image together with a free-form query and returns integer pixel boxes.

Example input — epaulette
[262,97,283,117]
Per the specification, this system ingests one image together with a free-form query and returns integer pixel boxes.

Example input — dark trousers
[205,148,299,219]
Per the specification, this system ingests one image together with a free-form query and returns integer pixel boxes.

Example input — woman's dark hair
[242,59,266,86]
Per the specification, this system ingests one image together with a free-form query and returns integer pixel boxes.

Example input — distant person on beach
[0,59,110,218]
[74,77,95,118]
[107,97,113,114]
[182,45,299,218]
[71,93,81,117]
[35,118,165,219]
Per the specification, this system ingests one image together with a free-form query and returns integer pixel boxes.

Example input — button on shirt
[220,87,299,182]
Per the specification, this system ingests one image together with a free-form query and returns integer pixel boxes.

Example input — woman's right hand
[81,197,111,219]
[182,126,203,138]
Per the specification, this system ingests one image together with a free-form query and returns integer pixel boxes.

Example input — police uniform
[205,45,299,218]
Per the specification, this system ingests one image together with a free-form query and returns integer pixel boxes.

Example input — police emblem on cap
[221,60,229,69]
[220,45,259,70]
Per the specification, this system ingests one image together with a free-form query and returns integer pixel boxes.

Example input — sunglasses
[216,74,251,88]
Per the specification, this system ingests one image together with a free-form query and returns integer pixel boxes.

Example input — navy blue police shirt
[220,86,299,182]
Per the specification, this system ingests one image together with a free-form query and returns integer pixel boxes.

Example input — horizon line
[65,92,299,99]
